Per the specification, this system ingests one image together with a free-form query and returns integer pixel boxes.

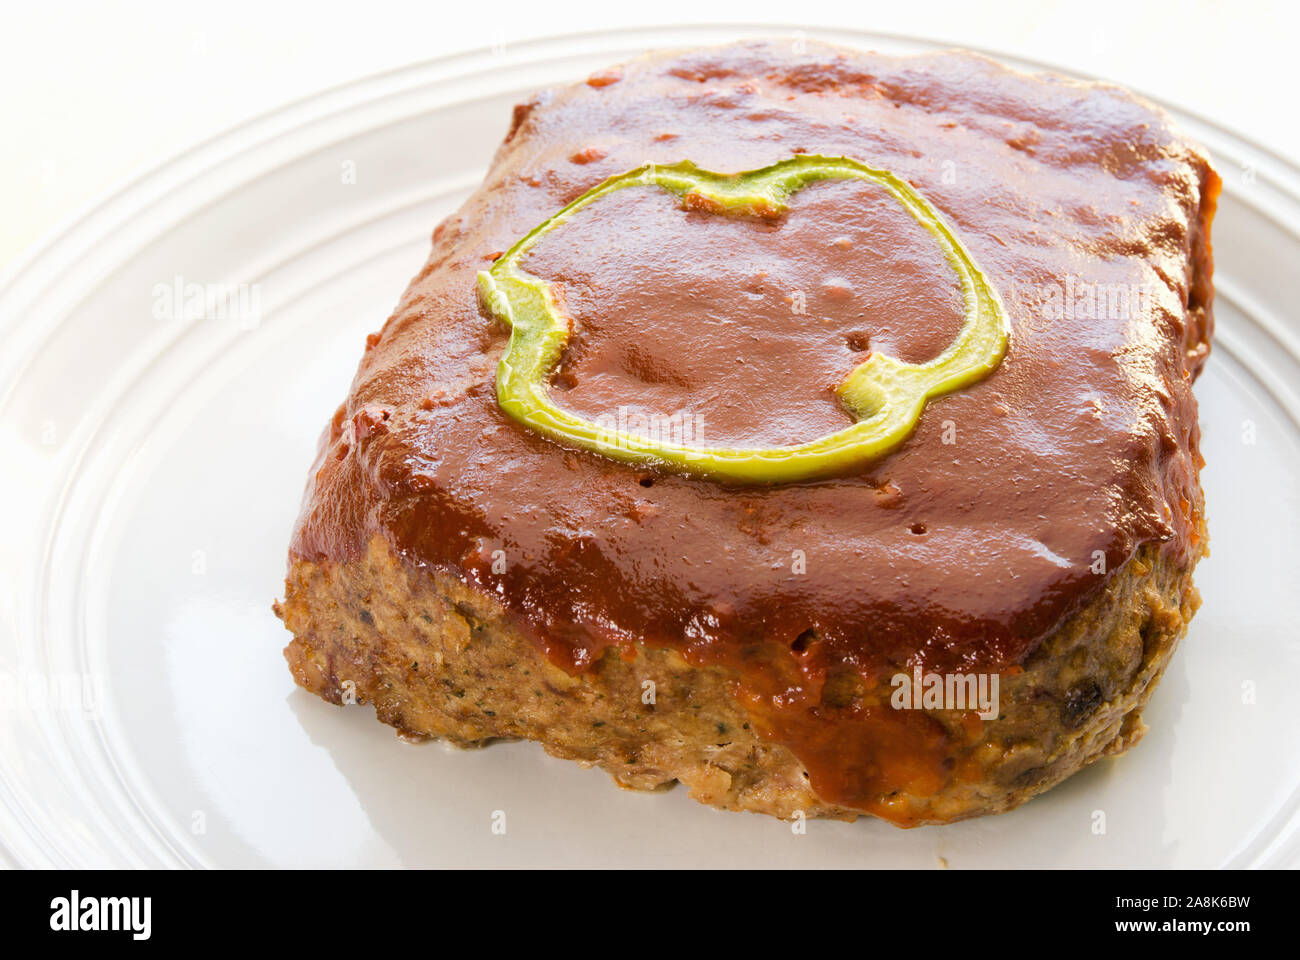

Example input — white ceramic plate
[2,25,1298,869]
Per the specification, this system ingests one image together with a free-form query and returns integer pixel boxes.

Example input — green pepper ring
[476,155,1009,484]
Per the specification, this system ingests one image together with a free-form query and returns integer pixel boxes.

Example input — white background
[1,0,1296,271]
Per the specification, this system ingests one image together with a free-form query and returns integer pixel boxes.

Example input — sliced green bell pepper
[477,155,1009,484]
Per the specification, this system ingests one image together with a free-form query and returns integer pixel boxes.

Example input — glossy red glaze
[288,42,1218,817]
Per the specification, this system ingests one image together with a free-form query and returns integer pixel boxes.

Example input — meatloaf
[276,40,1218,826]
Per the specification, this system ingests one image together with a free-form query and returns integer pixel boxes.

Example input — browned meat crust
[278,536,1198,824]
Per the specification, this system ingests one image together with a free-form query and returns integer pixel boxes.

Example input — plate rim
[4,19,1299,317]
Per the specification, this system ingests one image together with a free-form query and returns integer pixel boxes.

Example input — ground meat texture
[277,39,1215,825]
[277,538,1198,824]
